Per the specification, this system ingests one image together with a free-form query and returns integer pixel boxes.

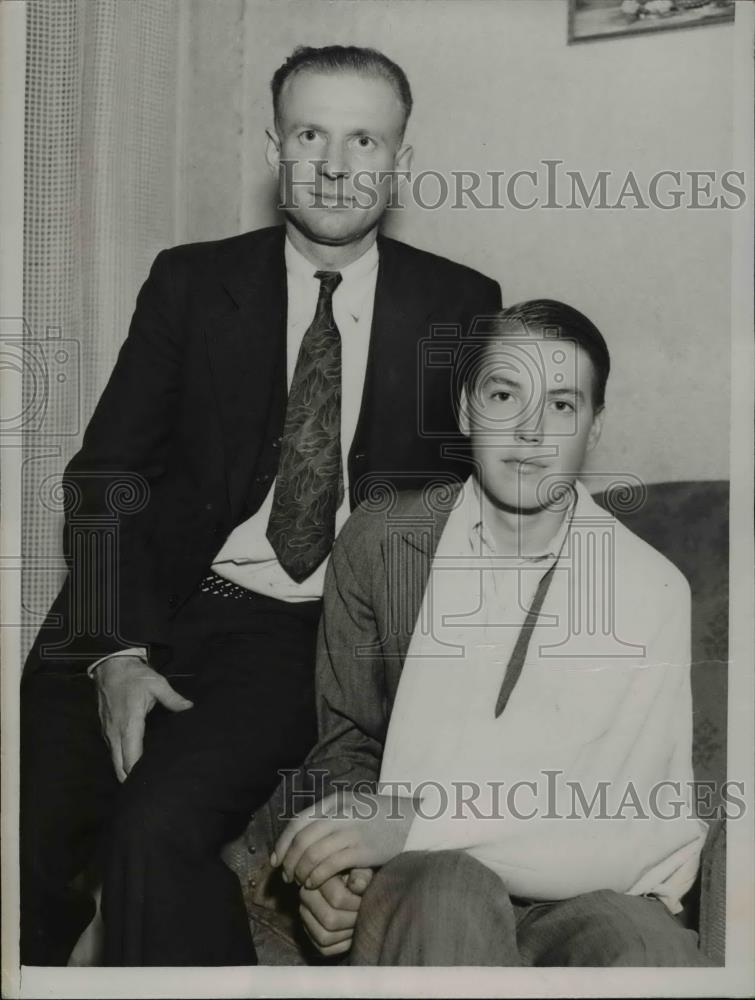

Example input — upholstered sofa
[221,479,729,966]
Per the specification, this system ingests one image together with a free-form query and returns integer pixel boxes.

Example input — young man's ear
[586,406,605,452]
[457,386,472,437]
[265,127,281,175]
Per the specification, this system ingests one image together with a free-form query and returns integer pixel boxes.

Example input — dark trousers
[351,851,713,967]
[20,587,320,966]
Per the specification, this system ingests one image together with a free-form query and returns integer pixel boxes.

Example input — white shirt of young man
[379,476,707,914]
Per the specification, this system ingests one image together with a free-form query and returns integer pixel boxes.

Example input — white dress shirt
[211,236,378,601]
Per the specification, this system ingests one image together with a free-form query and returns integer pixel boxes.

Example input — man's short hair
[271,45,413,134]
[460,299,611,411]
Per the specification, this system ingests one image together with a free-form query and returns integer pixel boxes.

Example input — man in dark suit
[20,44,501,966]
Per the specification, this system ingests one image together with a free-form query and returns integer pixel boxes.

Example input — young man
[20,46,500,966]
[273,299,711,966]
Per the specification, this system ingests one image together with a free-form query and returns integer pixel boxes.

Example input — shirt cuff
[87,647,148,678]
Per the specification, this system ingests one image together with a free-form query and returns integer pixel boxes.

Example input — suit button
[271,437,282,451]
[205,502,213,512]
[247,844,257,855]
[354,452,366,462]
[257,472,272,484]
[168,595,177,609]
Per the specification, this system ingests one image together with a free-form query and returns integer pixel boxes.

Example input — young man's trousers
[350,850,713,967]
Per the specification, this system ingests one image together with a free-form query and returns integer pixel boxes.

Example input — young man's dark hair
[461,298,611,412]
[270,44,413,134]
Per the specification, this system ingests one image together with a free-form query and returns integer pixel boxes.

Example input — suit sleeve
[64,248,184,505]
[301,513,390,798]
[49,249,186,665]
[462,273,502,331]
[270,515,390,841]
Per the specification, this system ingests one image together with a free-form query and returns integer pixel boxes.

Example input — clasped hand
[271,790,416,890]
[297,867,373,956]
[271,790,417,956]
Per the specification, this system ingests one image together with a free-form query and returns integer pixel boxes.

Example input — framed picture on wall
[568,0,735,42]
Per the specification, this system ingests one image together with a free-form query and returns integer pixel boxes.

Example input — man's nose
[319,142,350,180]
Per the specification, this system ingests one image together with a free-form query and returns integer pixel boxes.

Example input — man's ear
[586,406,605,452]
[265,127,281,175]
[458,386,472,437]
[394,142,413,176]
[386,143,413,209]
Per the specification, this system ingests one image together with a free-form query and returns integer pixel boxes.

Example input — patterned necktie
[266,270,344,583]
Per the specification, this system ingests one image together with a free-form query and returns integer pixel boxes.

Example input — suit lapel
[391,489,458,664]
[350,236,433,461]
[205,229,287,513]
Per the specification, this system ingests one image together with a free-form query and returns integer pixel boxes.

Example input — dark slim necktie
[494,561,557,717]
[266,270,344,583]
[494,492,574,717]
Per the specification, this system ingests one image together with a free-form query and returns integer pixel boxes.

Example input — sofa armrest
[221,798,308,965]
[697,818,726,965]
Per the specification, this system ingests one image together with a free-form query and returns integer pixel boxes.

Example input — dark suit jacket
[25,226,500,674]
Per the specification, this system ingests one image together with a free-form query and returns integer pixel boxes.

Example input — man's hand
[271,791,416,891]
[93,655,193,781]
[299,867,373,957]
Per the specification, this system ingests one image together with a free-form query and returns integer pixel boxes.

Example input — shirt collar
[464,475,576,561]
[284,236,379,285]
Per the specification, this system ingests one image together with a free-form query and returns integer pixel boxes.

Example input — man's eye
[551,399,575,413]
[352,136,376,150]
[491,391,512,403]
[299,130,319,143]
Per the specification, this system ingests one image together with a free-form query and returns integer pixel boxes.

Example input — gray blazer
[304,483,461,794]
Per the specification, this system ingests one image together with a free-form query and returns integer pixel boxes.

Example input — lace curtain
[22,0,181,657]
